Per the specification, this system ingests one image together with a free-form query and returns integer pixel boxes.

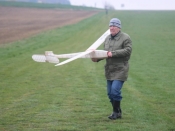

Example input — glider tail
[32,51,59,64]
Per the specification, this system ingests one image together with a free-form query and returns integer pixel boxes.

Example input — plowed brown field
[0,6,98,44]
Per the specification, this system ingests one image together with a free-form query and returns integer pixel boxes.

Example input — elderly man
[92,18,132,120]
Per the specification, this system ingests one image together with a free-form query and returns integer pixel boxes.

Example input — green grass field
[0,3,175,131]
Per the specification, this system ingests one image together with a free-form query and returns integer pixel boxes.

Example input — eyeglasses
[109,25,117,27]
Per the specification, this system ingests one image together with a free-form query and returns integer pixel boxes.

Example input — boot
[108,101,114,119]
[108,101,122,120]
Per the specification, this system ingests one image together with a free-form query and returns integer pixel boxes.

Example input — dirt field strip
[0,6,99,44]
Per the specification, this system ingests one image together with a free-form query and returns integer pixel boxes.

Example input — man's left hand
[107,51,112,57]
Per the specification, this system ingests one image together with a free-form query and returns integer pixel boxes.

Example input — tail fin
[32,51,59,64]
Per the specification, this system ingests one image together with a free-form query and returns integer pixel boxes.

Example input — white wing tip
[55,64,60,66]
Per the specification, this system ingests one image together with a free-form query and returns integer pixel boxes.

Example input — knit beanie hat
[109,18,121,28]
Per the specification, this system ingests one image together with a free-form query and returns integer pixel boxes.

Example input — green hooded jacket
[103,31,132,81]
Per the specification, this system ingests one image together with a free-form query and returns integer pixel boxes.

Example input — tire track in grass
[125,77,174,130]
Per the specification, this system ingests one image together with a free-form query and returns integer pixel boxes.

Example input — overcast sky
[70,0,175,10]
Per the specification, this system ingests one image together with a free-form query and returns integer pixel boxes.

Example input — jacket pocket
[105,63,124,78]
[113,63,124,72]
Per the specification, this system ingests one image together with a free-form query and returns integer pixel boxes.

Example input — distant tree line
[104,2,115,10]
[4,0,70,4]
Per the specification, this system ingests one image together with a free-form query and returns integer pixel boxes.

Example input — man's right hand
[91,58,98,62]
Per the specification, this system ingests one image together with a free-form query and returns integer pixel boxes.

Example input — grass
[0,8,175,131]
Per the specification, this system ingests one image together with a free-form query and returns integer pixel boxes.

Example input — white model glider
[32,29,110,66]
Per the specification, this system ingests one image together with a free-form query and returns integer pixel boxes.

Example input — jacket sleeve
[97,58,104,62]
[111,38,132,57]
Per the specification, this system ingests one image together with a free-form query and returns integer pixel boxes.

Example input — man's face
[109,25,120,36]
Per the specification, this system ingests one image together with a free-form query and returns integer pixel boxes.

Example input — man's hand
[107,51,112,57]
[91,58,98,62]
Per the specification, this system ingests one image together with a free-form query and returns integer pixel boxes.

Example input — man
[92,18,132,120]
